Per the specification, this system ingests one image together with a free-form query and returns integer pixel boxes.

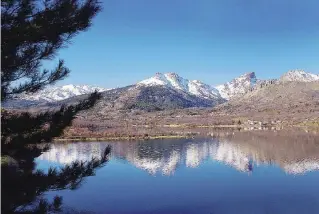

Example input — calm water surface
[36,131,319,214]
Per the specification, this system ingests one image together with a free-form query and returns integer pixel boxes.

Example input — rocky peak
[166,72,179,77]
[137,72,222,100]
[280,70,319,82]
[216,72,258,100]
[236,72,257,84]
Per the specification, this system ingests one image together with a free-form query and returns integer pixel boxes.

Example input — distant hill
[215,81,319,119]
[280,69,319,82]
[2,84,108,108]
[74,85,226,119]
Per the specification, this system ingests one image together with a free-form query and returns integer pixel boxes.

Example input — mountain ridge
[17,84,108,102]
[138,72,221,100]
[3,70,319,111]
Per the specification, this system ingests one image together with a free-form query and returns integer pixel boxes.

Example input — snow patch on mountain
[137,72,222,100]
[280,69,319,82]
[215,72,258,100]
[17,84,108,102]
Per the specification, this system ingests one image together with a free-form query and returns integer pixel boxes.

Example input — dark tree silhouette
[1,0,101,100]
[2,146,111,213]
[1,92,101,161]
[1,0,108,213]
[1,0,102,155]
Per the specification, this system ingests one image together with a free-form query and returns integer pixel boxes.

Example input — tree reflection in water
[2,145,111,213]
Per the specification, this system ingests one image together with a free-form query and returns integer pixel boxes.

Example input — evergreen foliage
[1,1,108,213]
[1,0,101,101]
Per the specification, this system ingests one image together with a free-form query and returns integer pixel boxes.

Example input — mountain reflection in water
[34,130,319,214]
[38,131,319,175]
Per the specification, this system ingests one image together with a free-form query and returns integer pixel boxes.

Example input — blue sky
[49,0,319,88]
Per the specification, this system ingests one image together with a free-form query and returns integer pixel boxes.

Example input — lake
[35,130,319,214]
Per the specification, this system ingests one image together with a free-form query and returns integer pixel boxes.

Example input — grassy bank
[55,134,193,142]
[59,120,319,142]
[162,124,241,128]
[296,120,319,128]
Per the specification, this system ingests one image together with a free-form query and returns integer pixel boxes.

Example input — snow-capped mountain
[215,72,258,100]
[17,84,108,102]
[137,72,222,100]
[4,70,318,110]
[280,69,319,82]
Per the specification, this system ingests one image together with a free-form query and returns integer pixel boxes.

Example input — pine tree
[1,1,110,212]
[1,0,102,157]
[1,0,101,100]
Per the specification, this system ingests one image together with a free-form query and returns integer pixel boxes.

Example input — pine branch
[1,0,102,101]
[1,1,104,213]
[2,92,102,156]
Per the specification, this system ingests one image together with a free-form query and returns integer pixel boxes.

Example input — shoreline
[55,125,318,142]
[54,135,193,142]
